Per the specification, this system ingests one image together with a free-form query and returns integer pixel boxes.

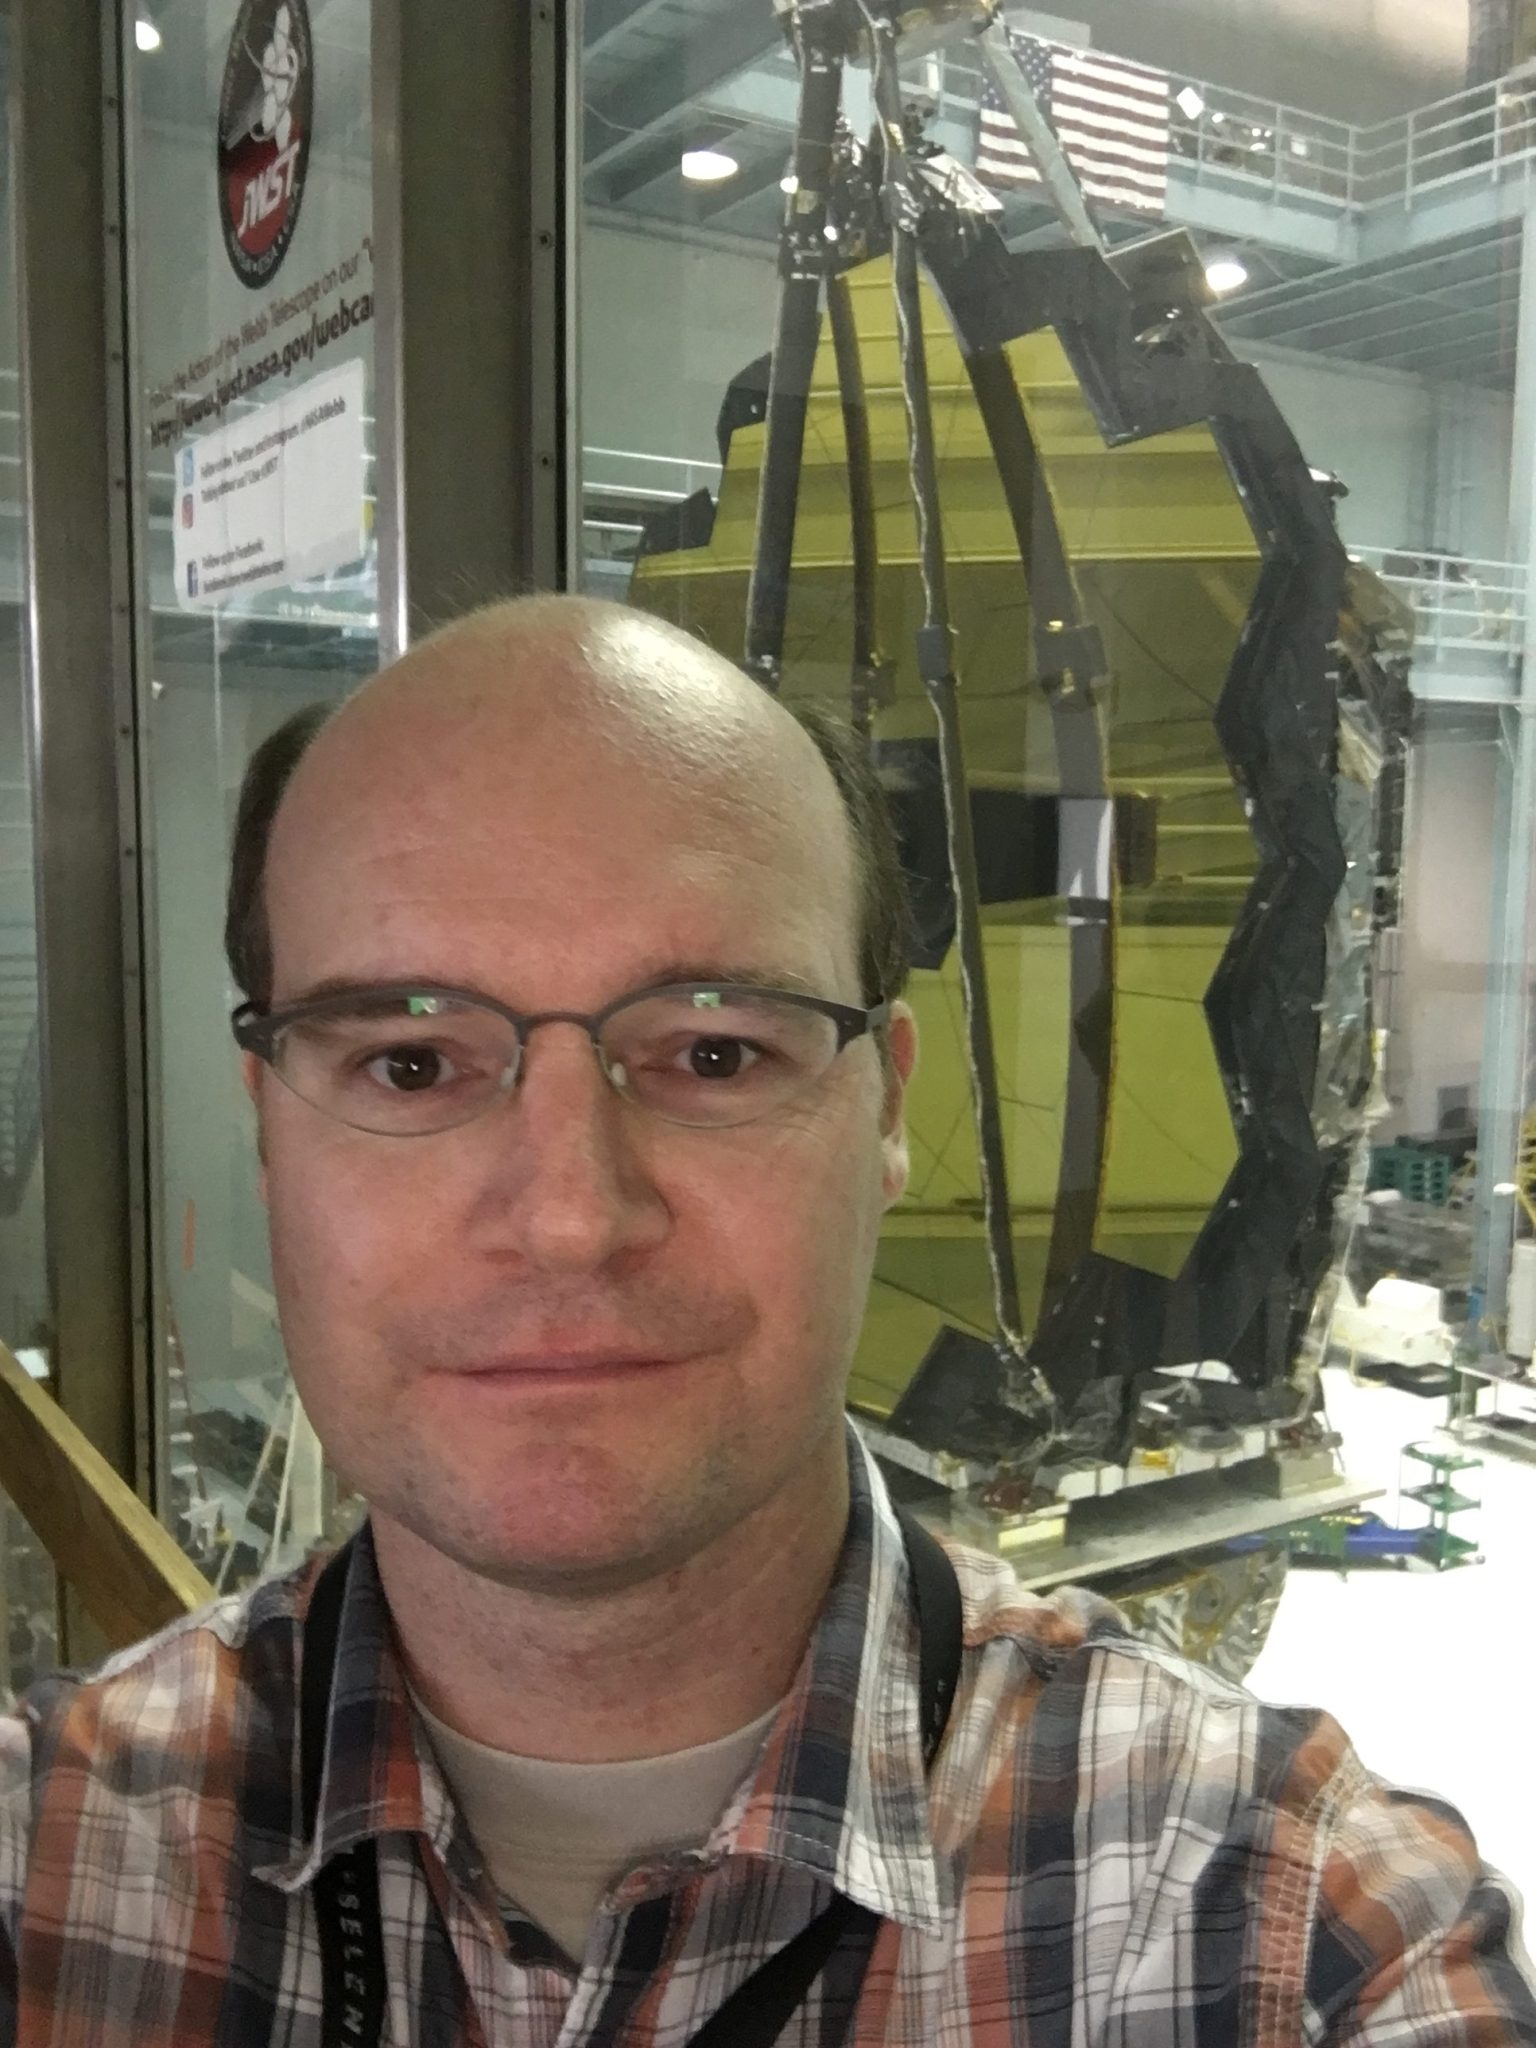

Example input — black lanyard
[300,1509,962,2048]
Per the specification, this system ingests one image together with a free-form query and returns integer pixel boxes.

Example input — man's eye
[676,1035,763,1080]
[362,1042,457,1093]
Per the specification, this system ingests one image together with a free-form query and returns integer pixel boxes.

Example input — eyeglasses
[232,981,891,1137]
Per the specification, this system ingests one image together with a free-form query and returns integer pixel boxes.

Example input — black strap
[683,1511,961,2048]
[302,1508,962,2048]
[901,1509,964,1774]
[301,1543,389,2048]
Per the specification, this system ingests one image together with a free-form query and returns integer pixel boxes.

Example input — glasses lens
[272,994,518,1134]
[600,988,841,1127]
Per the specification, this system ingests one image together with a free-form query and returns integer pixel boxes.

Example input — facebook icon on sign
[181,447,195,487]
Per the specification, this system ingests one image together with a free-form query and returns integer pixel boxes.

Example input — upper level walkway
[657,46,1536,393]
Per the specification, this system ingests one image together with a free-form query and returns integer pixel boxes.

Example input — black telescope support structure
[867,15,1028,1355]
[744,17,843,690]
[826,272,887,740]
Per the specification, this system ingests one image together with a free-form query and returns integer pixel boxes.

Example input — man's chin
[373,1459,732,1598]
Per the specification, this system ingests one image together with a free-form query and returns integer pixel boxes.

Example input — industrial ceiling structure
[581,1,1521,393]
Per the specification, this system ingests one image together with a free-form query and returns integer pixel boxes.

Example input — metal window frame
[372,0,576,659]
[105,0,164,1522]
[11,0,152,1656]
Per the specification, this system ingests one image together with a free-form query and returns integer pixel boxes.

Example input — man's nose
[463,1023,671,1270]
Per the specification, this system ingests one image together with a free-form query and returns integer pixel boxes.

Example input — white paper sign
[173,356,366,608]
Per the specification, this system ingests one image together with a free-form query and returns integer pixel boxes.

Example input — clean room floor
[1248,1365,1536,1909]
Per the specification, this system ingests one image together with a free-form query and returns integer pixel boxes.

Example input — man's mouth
[448,1350,693,1385]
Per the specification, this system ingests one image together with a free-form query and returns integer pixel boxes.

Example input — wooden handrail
[0,1343,211,1651]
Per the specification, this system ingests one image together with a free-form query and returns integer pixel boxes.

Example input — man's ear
[241,1050,270,1204]
[879,1002,918,1208]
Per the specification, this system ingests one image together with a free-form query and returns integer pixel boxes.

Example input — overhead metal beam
[1352,181,1529,268]
[689,61,804,135]
[1365,332,1513,379]
[585,9,782,173]
[1242,288,1515,353]
[1228,242,1517,331]
[584,0,673,61]
[1228,223,1517,318]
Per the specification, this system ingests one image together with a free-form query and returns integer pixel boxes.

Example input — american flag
[976,33,1171,218]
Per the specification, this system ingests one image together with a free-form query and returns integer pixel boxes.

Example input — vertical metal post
[1467,698,1536,1357]
[1510,214,1536,556]
[104,0,163,1521]
[372,0,572,660]
[1466,201,1536,1387]
[562,0,586,595]
[1469,0,1516,85]
[12,0,146,1648]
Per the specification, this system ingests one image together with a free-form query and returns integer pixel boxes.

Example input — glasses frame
[230,980,892,1132]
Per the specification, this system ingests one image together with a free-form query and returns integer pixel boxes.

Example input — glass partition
[578,0,1534,1886]
[133,0,376,1587]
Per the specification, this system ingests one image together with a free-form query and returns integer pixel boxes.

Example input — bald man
[2,596,1532,2047]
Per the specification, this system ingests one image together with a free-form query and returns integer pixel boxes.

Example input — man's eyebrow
[277,976,438,1008]
[636,962,822,997]
[273,964,824,1010]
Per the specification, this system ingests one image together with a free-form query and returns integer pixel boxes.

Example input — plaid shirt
[2,1433,1533,2047]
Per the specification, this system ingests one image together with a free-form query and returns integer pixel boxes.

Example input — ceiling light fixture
[1175,85,1205,121]
[780,172,799,194]
[135,10,162,49]
[1204,255,1249,295]
[681,148,739,184]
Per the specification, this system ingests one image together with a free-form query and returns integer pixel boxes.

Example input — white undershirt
[412,1693,781,1964]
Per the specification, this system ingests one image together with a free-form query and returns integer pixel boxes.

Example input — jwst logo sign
[218,0,314,289]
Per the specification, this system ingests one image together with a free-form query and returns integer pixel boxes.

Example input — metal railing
[581,445,722,581]
[1168,85,1357,208]
[929,49,1536,221]
[1167,66,1536,217]
[1352,545,1527,665]
[1356,72,1536,210]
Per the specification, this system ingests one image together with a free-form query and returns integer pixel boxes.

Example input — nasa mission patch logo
[217,0,314,289]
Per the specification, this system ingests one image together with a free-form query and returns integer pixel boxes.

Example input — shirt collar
[258,1429,950,1936]
[256,1521,449,1892]
[686,1430,949,1934]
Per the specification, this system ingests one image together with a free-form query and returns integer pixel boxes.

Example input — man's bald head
[274,598,846,898]
[227,594,910,1016]
[348,595,803,775]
